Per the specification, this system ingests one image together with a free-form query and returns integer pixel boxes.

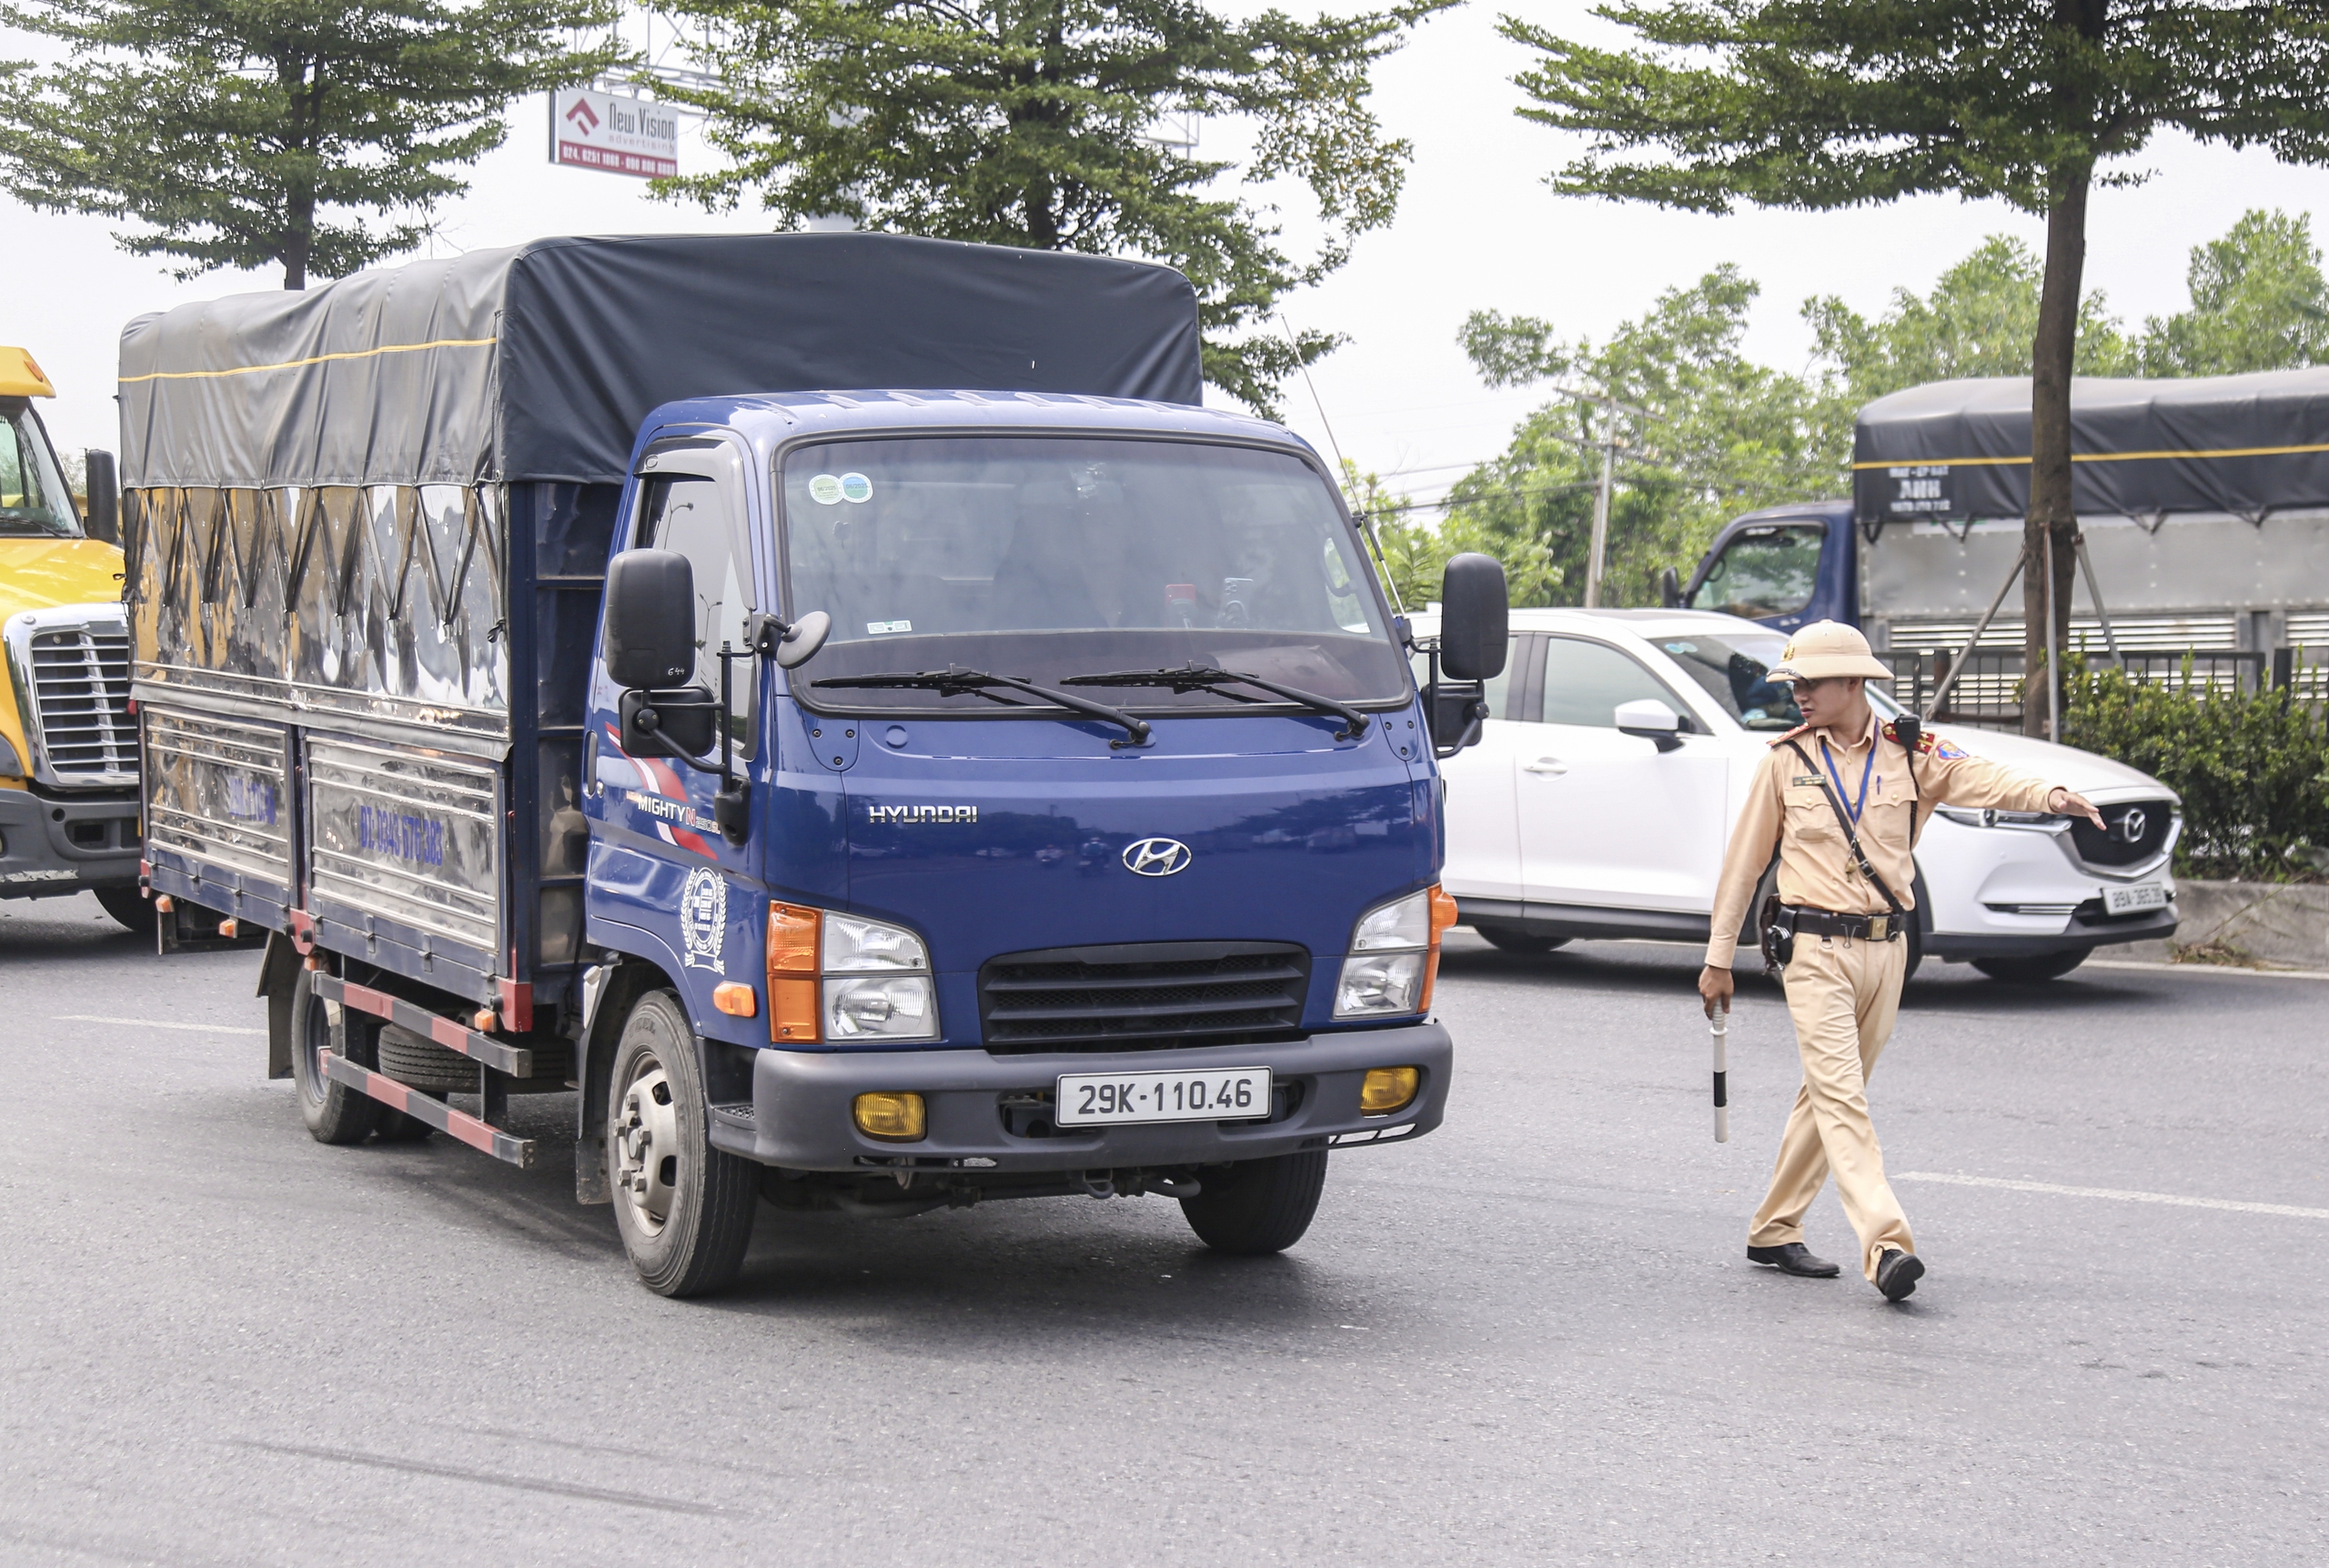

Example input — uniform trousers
[1749,931,1916,1282]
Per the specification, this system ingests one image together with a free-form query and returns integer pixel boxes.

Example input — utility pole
[1583,396,1618,608]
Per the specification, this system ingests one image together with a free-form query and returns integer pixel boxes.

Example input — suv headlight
[1934,807,2065,829]
[1335,886,1457,1018]
[769,904,940,1042]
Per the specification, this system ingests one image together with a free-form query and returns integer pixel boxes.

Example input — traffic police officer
[1697,621,2105,1301]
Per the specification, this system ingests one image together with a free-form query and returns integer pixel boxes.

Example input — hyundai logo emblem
[1122,838,1193,877]
[2117,807,2148,843]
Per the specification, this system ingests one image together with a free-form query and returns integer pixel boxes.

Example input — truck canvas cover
[1853,368,2329,526]
[123,233,1203,1003]
[118,232,1203,488]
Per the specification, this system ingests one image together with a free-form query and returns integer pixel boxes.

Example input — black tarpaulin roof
[1852,368,2329,525]
[117,233,1204,489]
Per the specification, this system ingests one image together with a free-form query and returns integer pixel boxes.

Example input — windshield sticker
[680,867,727,971]
[808,473,845,505]
[867,618,912,635]
[840,472,873,503]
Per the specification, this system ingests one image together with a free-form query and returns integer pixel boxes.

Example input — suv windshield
[781,436,1407,710]
[1654,629,1804,730]
[1,400,79,538]
[1690,523,1821,618]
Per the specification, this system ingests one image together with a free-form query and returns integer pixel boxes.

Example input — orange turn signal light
[472,1009,498,1033]
[768,901,822,1042]
[1419,883,1459,1013]
[713,981,758,1018]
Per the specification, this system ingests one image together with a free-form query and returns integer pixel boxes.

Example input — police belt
[1777,904,1905,942]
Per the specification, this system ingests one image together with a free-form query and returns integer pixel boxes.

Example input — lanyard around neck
[1819,735,1875,826]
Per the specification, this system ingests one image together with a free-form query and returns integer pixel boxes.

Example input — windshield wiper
[812,666,1152,747]
[1064,662,1372,740]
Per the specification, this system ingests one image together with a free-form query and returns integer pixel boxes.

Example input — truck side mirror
[604,549,697,690]
[83,449,120,546]
[1659,565,1682,608]
[1437,553,1508,681]
[1615,698,1684,752]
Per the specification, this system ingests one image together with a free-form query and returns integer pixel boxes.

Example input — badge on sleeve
[1935,738,1968,759]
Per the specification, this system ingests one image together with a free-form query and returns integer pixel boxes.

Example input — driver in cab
[1697,621,2105,1302]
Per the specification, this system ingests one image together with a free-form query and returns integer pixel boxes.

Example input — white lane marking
[1896,1170,2329,1221]
[55,1014,265,1036]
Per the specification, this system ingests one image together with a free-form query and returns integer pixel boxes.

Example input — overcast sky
[13,2,2329,512]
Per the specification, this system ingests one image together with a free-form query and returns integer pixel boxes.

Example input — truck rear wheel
[606,990,758,1298]
[1179,1151,1328,1254]
[288,969,380,1145]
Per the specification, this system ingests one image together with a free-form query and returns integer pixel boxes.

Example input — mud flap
[255,931,302,1080]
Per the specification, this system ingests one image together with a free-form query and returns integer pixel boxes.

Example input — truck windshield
[1,400,79,538]
[1654,630,1804,730]
[781,436,1407,710]
[1691,523,1821,618]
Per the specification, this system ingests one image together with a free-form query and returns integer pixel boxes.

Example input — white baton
[1710,1000,1729,1143]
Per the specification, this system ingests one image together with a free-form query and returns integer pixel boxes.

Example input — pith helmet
[1766,620,1894,683]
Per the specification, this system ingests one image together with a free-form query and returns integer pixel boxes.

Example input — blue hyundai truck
[124,234,1507,1296]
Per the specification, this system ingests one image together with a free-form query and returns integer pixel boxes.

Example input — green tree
[647,0,1448,413]
[2142,207,2329,376]
[1803,235,2134,474]
[1426,266,1827,609]
[1505,0,2329,737]
[0,0,619,288]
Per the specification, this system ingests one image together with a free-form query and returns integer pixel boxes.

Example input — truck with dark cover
[126,233,1506,1295]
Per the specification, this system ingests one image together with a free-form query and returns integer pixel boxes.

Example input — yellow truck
[1,346,143,929]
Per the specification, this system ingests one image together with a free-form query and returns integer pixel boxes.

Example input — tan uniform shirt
[1704,710,2062,969]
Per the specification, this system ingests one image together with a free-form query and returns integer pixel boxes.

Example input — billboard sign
[549,87,679,179]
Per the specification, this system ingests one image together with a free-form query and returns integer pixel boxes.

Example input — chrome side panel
[139,705,296,916]
[306,735,501,962]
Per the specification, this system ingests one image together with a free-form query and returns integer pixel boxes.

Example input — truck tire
[288,969,381,1145]
[606,990,758,1298]
[1179,1151,1328,1254]
[1475,925,1569,955]
[1971,949,2090,983]
[94,885,155,935]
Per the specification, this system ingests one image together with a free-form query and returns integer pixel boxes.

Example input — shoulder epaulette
[1881,719,1939,754]
[1766,723,1812,748]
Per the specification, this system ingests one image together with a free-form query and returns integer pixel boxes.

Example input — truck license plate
[1054,1067,1272,1126]
[2103,881,2169,915]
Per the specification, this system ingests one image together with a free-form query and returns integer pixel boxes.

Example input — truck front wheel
[288,969,380,1145]
[606,991,758,1298]
[1179,1151,1328,1254]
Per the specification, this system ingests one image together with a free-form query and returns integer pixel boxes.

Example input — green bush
[2062,665,2329,880]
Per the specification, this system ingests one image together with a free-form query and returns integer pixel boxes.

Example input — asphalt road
[3,891,2323,1566]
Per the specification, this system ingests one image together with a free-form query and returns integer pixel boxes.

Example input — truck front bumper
[711,1021,1454,1173]
[0,786,140,898]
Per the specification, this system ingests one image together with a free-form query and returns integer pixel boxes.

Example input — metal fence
[1876,645,2329,730]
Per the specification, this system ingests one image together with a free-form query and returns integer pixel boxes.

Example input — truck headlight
[1334,886,1458,1019]
[769,904,940,1042]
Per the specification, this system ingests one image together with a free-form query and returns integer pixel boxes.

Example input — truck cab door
[585,435,767,1035]
[1424,633,1526,900]
[1515,636,1728,914]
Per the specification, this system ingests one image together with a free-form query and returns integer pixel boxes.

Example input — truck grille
[2068,799,2175,868]
[27,621,136,784]
[978,940,1311,1053]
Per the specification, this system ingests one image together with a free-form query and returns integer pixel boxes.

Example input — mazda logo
[1122,838,1193,877]
[2116,807,2148,843]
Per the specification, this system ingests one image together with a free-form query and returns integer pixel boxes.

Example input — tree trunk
[2023,161,2089,738]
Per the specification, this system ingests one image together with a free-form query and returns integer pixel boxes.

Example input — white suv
[1415,608,2180,981]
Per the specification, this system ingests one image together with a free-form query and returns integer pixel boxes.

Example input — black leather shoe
[1875,1248,1925,1302]
[1747,1242,1841,1278]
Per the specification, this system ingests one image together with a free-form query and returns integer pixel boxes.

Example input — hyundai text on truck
[2,345,140,925]
[126,235,1507,1296]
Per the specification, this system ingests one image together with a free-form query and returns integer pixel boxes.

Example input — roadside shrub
[2062,664,2329,880]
